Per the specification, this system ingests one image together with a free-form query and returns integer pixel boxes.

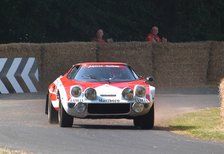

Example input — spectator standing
[146,26,167,43]
[92,29,106,43]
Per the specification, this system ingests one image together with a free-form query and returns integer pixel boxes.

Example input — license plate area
[87,103,131,114]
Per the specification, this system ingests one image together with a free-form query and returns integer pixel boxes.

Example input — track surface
[0,88,224,154]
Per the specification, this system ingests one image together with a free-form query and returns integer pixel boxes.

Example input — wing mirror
[145,76,154,83]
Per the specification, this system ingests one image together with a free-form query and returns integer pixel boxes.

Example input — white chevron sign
[0,57,40,94]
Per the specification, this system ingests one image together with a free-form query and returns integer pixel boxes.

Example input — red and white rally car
[45,62,155,129]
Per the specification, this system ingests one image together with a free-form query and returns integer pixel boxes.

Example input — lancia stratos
[45,62,155,129]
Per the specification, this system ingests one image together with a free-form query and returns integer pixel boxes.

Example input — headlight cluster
[122,88,133,100]
[71,86,97,100]
[122,86,146,100]
[71,86,82,97]
[135,86,146,97]
[85,88,97,100]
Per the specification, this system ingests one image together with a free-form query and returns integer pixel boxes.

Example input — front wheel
[58,94,73,127]
[133,104,154,129]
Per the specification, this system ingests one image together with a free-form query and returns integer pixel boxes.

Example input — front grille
[88,103,130,114]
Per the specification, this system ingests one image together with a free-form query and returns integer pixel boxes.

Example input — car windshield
[68,65,138,82]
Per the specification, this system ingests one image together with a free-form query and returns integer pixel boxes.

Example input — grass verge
[167,108,224,141]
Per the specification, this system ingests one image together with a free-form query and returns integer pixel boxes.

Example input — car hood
[61,77,147,91]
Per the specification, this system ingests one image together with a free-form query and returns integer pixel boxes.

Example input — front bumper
[65,101,154,119]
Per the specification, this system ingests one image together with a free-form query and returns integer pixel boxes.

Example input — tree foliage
[0,0,224,43]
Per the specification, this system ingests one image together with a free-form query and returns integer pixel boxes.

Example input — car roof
[75,62,128,66]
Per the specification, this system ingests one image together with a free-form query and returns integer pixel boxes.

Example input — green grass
[168,108,224,141]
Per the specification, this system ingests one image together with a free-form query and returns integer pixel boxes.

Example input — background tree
[0,0,224,43]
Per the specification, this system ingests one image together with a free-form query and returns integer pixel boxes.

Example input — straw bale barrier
[219,79,224,125]
[0,43,41,63]
[152,42,210,87]
[97,42,153,77]
[0,41,224,91]
[40,42,96,87]
[208,42,224,85]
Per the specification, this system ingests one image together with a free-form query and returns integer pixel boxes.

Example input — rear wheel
[47,94,58,124]
[133,104,154,129]
[58,94,73,127]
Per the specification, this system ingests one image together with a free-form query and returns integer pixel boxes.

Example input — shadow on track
[72,124,171,131]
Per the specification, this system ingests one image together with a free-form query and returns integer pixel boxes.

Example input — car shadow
[72,123,197,132]
[72,124,171,131]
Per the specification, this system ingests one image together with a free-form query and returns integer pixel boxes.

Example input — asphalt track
[0,88,224,154]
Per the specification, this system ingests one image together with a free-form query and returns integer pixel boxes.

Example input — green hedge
[0,0,224,43]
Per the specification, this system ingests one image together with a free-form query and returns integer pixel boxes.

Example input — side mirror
[145,76,154,83]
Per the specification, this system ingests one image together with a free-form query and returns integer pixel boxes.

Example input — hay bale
[0,43,42,71]
[219,79,224,126]
[41,42,97,88]
[208,42,224,85]
[0,43,41,59]
[98,42,153,77]
[1,41,222,90]
[153,42,210,87]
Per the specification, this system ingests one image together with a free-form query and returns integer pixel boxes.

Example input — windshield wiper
[82,75,114,83]
[82,74,102,81]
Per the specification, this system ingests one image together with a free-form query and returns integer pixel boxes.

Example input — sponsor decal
[87,65,123,68]
[99,98,120,103]
[70,98,84,102]
[134,97,149,103]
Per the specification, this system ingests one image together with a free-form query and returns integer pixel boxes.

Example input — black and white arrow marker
[0,57,40,94]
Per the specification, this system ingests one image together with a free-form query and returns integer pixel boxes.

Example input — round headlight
[85,88,97,100]
[132,103,144,113]
[135,86,146,97]
[122,88,133,100]
[75,102,86,113]
[71,86,82,97]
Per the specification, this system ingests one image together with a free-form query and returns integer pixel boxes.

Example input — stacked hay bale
[98,42,153,78]
[1,41,223,90]
[40,42,97,88]
[0,43,41,63]
[208,42,224,85]
[219,79,224,126]
[153,42,210,87]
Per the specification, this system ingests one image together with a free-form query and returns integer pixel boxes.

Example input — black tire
[134,104,154,129]
[47,94,59,124]
[58,94,73,127]
[45,94,48,115]
[133,118,141,127]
